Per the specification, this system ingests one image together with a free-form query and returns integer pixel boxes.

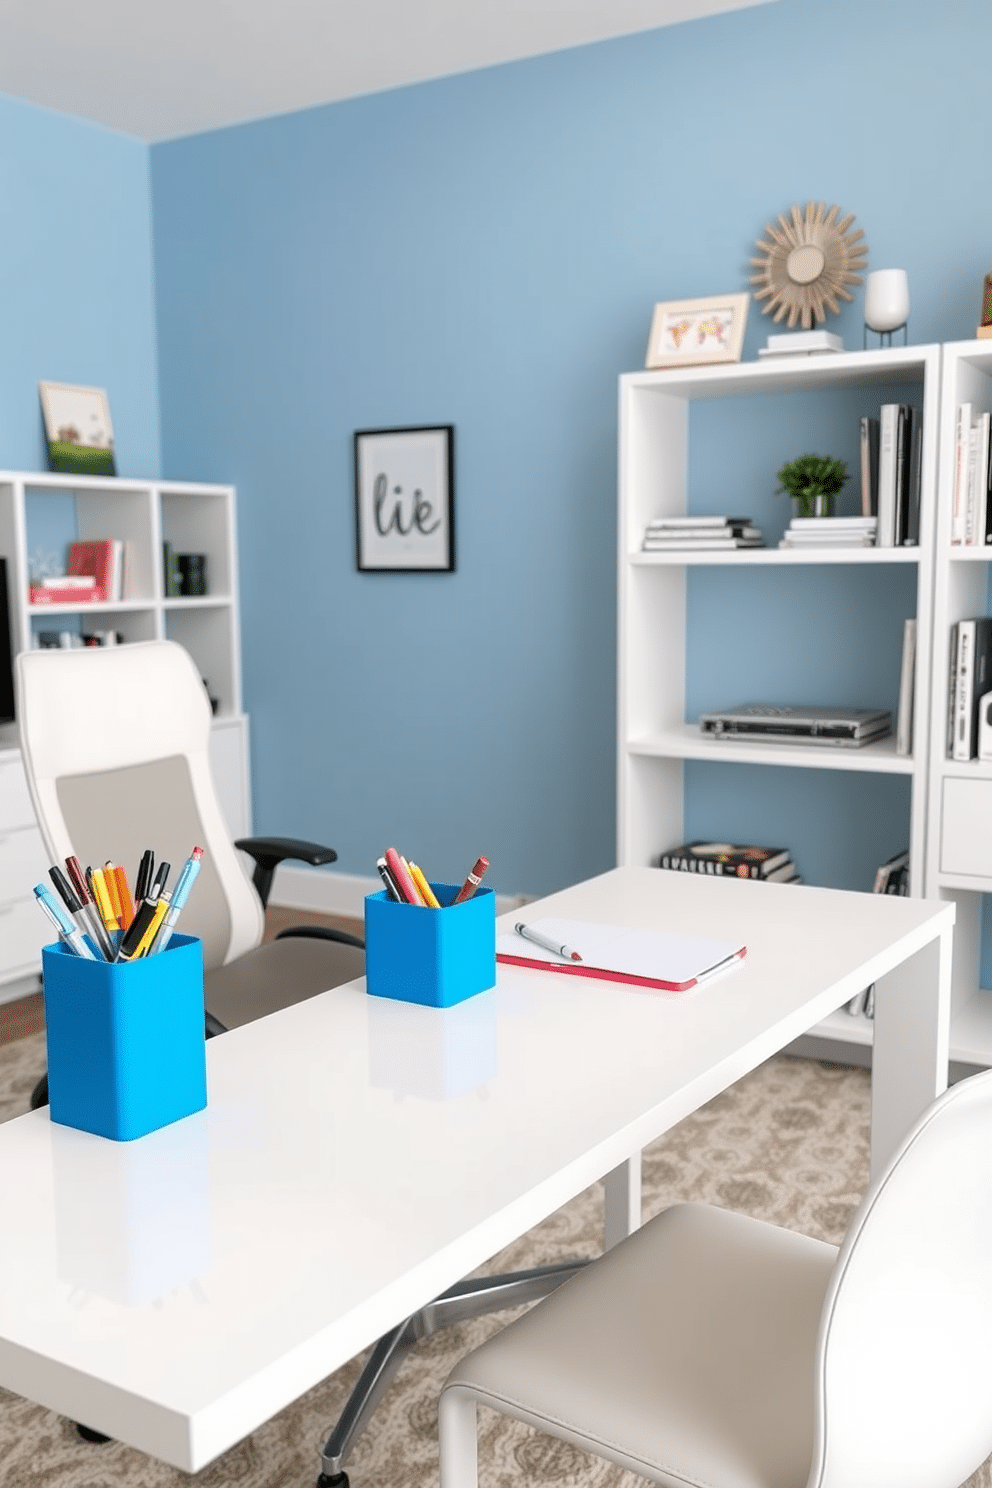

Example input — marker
[112,865,136,930]
[148,847,203,954]
[376,856,403,902]
[134,849,155,906]
[48,865,108,961]
[151,860,171,899]
[514,921,583,963]
[384,847,422,905]
[90,868,120,932]
[408,862,441,909]
[103,863,124,928]
[33,885,97,959]
[452,856,490,905]
[115,893,166,961]
[65,858,115,960]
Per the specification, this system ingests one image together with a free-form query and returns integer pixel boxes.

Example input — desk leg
[869,925,952,1185]
[603,1153,641,1250]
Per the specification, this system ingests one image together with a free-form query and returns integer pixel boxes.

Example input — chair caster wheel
[317,1474,349,1487]
[75,1423,112,1443]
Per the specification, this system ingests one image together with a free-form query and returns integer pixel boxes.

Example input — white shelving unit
[618,345,942,1063]
[0,471,251,1004]
[925,342,992,1068]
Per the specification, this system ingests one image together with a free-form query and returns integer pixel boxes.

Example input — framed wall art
[645,293,749,370]
[354,425,454,572]
[38,381,116,476]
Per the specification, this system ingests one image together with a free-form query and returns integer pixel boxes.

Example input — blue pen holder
[42,934,208,1142]
[364,883,496,1007]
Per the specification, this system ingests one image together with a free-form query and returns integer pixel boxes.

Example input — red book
[67,540,123,602]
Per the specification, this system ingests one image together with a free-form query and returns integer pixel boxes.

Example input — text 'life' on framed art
[355,425,455,572]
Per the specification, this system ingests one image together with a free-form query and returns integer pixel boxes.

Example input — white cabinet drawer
[941,778,992,877]
[0,757,37,830]
[0,826,50,903]
[0,895,48,978]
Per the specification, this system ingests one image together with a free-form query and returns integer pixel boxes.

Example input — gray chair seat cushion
[205,935,366,1030]
[445,1202,838,1488]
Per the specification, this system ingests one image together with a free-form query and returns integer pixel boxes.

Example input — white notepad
[496,918,747,992]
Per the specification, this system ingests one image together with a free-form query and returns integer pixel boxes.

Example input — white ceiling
[0,0,775,142]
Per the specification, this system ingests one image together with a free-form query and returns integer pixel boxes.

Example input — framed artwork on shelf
[645,293,749,370]
[38,381,116,476]
[354,425,455,572]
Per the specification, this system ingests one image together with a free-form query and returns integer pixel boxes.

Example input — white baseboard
[269,864,532,919]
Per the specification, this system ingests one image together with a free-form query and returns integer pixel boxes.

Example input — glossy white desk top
[0,868,952,1470]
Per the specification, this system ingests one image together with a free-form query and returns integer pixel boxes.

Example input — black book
[859,415,879,519]
[904,408,923,546]
[658,841,792,878]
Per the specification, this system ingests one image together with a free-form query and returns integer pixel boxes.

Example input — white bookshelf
[0,471,250,1001]
[924,341,992,1068]
[618,345,942,1061]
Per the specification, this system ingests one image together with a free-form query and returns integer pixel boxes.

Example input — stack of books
[657,840,800,884]
[947,616,992,760]
[642,516,764,552]
[861,405,922,547]
[779,516,877,549]
[950,402,992,547]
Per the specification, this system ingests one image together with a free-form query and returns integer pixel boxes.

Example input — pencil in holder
[41,933,208,1142]
[364,882,496,1007]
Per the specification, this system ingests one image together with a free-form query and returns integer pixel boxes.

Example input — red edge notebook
[496,917,747,993]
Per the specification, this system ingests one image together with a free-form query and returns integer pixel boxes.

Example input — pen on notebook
[148,847,203,954]
[33,885,97,959]
[514,921,583,963]
[452,856,489,905]
[48,865,107,960]
[408,862,441,909]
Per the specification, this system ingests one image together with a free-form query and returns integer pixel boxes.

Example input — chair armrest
[275,925,365,950]
[234,835,338,908]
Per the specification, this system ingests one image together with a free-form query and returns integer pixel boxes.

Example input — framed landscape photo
[38,382,116,476]
[645,293,749,370]
[355,425,455,572]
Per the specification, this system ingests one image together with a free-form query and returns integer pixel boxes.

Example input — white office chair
[16,640,365,1040]
[440,1069,992,1488]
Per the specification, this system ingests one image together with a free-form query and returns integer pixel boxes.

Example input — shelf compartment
[626,725,915,774]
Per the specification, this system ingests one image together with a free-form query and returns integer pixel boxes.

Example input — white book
[964,424,979,547]
[972,412,991,548]
[644,515,752,529]
[952,403,972,545]
[896,617,917,756]
[877,404,900,547]
[952,619,976,761]
[788,516,877,530]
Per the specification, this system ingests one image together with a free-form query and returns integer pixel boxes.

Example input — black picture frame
[354,425,455,573]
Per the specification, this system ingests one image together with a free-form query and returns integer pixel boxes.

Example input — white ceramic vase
[865,269,910,333]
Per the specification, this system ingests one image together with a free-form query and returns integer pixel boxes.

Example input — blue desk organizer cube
[364,882,496,1007]
[42,934,208,1142]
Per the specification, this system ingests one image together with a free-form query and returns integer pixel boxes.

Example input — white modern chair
[16,640,365,1040]
[440,1069,992,1488]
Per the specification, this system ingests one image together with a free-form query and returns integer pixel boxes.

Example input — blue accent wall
[0,94,160,478]
[150,0,992,897]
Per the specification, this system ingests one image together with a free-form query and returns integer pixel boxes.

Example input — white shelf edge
[27,601,159,616]
[629,547,920,567]
[162,595,234,610]
[620,343,940,400]
[0,470,232,496]
[625,727,915,774]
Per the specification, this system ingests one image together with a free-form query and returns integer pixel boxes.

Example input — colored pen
[103,862,124,928]
[384,847,423,905]
[65,857,116,960]
[90,868,120,932]
[514,921,583,963]
[115,893,165,961]
[113,865,136,930]
[148,847,203,954]
[376,856,403,902]
[48,865,107,960]
[408,862,441,909]
[133,896,170,959]
[134,848,154,907]
[33,885,97,959]
[453,856,490,905]
[151,860,171,899]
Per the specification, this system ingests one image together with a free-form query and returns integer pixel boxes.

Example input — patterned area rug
[1,1034,988,1488]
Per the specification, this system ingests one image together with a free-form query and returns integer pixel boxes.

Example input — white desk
[0,868,952,1472]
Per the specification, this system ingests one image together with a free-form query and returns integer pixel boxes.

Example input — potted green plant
[775,453,849,519]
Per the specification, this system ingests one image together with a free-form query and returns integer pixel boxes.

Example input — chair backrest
[810,1068,992,1488]
[16,641,264,972]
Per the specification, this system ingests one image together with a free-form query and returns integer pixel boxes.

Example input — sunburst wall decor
[750,202,868,330]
